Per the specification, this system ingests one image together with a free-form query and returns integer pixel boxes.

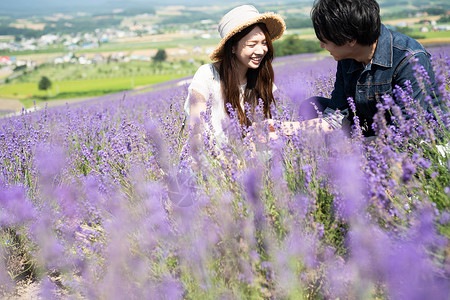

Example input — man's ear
[348,40,357,47]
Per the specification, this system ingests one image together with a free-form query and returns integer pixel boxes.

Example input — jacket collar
[371,24,392,68]
[347,24,392,73]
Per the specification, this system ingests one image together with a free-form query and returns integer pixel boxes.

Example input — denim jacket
[325,24,436,135]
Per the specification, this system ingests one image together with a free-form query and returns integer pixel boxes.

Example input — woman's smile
[233,26,268,71]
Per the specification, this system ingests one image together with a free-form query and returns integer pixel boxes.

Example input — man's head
[311,0,381,46]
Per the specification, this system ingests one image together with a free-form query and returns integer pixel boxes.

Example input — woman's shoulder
[193,63,220,81]
[196,63,214,74]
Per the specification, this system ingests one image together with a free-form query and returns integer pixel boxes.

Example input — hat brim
[210,12,286,62]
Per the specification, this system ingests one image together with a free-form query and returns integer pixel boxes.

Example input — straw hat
[210,5,286,61]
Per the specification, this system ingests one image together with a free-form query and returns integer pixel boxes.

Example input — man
[302,0,437,136]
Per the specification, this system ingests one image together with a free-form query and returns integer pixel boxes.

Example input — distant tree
[153,49,167,63]
[438,15,450,23]
[424,7,445,15]
[285,17,313,29]
[393,27,425,40]
[38,76,52,91]
[13,65,26,72]
[273,35,322,57]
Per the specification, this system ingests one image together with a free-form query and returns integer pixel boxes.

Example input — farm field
[0,59,201,109]
[0,45,449,298]
[418,30,450,44]
[382,14,443,26]
[0,74,182,101]
[1,8,449,108]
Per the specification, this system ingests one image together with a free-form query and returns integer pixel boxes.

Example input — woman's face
[233,25,268,71]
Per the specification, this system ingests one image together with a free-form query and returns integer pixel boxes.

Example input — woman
[184,5,285,144]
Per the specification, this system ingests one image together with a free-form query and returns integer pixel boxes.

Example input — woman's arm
[189,90,207,128]
[188,90,208,152]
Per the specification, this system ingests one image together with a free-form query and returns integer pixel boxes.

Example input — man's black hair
[311,0,381,46]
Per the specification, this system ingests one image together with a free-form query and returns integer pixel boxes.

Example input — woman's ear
[232,45,236,54]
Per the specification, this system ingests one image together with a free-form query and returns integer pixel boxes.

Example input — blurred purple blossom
[0,47,448,298]
[0,186,36,226]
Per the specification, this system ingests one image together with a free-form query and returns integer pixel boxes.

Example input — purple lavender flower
[401,160,416,183]
[0,186,36,226]
[0,47,447,298]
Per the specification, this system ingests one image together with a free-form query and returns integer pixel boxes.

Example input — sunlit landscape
[0,0,449,298]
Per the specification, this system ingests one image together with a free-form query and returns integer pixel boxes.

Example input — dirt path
[0,96,100,116]
[39,97,95,109]
[0,98,24,112]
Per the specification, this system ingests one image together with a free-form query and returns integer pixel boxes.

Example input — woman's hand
[302,118,334,133]
[252,119,278,142]
[263,119,301,137]
[258,118,333,140]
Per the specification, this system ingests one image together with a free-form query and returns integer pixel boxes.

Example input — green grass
[420,30,450,39]
[0,74,184,101]
[0,37,220,57]
[0,59,199,103]
[0,46,67,56]
[12,60,198,83]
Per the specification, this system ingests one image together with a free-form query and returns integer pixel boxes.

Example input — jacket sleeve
[322,61,350,129]
[329,61,350,110]
[393,51,438,116]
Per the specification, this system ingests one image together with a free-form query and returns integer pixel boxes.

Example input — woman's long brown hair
[219,23,275,127]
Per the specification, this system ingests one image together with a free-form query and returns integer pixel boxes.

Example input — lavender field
[0,47,449,299]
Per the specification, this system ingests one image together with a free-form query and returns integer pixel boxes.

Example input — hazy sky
[0,0,261,17]
[0,0,247,9]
